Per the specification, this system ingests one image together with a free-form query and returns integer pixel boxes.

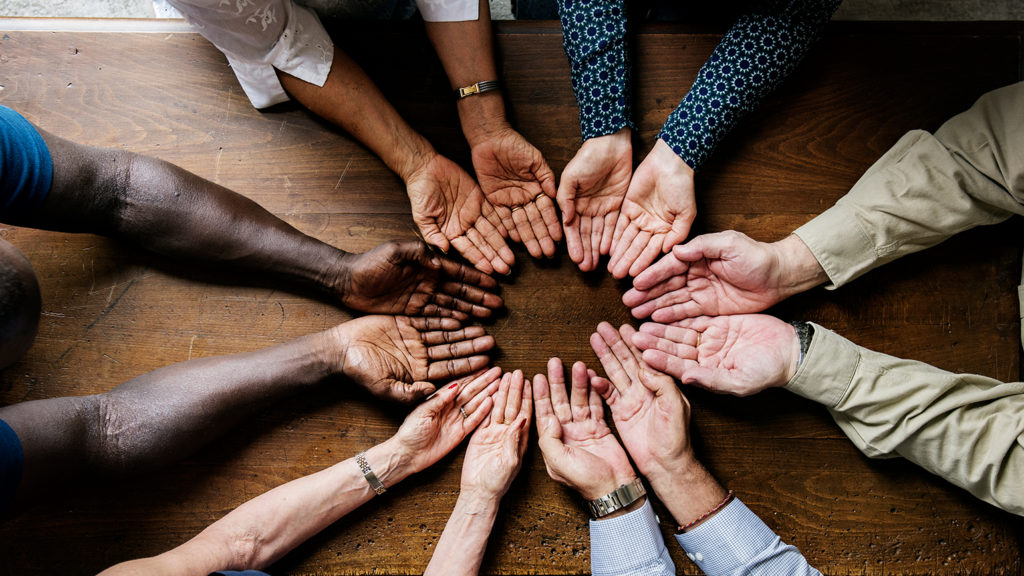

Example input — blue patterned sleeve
[556,0,635,141]
[659,0,841,169]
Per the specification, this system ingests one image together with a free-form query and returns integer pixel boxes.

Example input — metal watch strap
[455,80,500,99]
[356,451,386,495]
[587,478,646,518]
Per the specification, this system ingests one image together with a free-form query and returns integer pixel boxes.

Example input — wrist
[580,468,639,501]
[395,139,439,183]
[458,90,511,148]
[645,457,728,529]
[364,437,414,488]
[770,234,828,297]
[454,488,502,518]
[316,324,353,378]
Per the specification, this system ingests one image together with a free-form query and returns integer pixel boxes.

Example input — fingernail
[430,256,441,267]
[448,382,459,390]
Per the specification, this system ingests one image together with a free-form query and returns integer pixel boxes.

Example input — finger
[524,200,556,258]
[546,356,572,423]
[589,214,604,271]
[569,360,590,421]
[589,374,617,405]
[463,396,493,432]
[565,214,586,266]
[408,316,463,331]
[671,233,725,262]
[536,192,563,244]
[473,217,516,274]
[419,304,468,321]
[610,229,652,279]
[481,199,510,239]
[490,371,512,425]
[589,323,630,393]
[389,380,437,404]
[639,321,699,347]
[426,334,495,360]
[450,234,494,275]
[640,349,692,381]
[632,249,689,292]
[679,365,737,394]
[607,219,639,274]
[464,226,501,269]
[421,325,486,346]
[512,203,543,259]
[532,372,565,444]
[433,288,501,318]
[556,175,578,225]
[436,367,491,406]
[517,379,533,453]
[459,367,503,411]
[599,210,617,256]
[628,233,668,278]
[664,316,714,333]
[631,331,697,362]
[426,354,492,380]
[578,215,594,272]
[438,257,500,291]
[504,370,525,423]
[495,205,522,244]
[649,300,705,324]
[418,222,452,255]
[588,385,604,421]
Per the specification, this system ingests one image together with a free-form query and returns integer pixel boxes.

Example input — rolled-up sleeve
[167,0,334,108]
[414,0,479,21]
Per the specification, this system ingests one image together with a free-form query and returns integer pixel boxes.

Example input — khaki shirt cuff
[784,323,860,408]
[793,203,877,290]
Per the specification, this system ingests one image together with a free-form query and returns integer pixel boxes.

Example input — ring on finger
[696,333,702,347]
[503,418,513,425]
[533,192,545,202]
[511,206,523,214]
[459,406,469,419]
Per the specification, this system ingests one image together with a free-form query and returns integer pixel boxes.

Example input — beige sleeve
[793,81,1024,289]
[786,323,1024,516]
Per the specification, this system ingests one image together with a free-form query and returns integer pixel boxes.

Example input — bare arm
[0,316,495,514]
[99,368,501,576]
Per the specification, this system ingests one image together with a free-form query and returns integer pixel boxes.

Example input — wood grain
[0,20,1021,575]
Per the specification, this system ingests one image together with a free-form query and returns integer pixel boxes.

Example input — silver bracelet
[356,451,386,495]
[587,478,646,518]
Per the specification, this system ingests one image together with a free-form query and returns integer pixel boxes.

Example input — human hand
[471,127,562,259]
[625,231,827,322]
[632,315,800,396]
[392,366,502,474]
[324,316,495,403]
[588,322,692,481]
[334,241,503,320]
[557,129,632,272]
[406,153,515,275]
[533,357,636,500]
[606,139,696,279]
[461,370,532,500]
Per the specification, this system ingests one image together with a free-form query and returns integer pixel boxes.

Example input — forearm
[661,0,840,169]
[424,490,500,576]
[101,439,411,575]
[0,331,336,501]
[423,0,510,147]
[787,325,1024,516]
[556,0,633,140]
[33,132,348,293]
[794,84,1024,288]
[278,46,436,181]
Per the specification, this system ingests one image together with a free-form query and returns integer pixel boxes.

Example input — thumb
[418,223,451,255]
[556,179,578,225]
[672,233,726,262]
[681,366,736,395]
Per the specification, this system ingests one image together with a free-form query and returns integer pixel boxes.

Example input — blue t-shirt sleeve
[557,0,635,141]
[0,418,24,518]
[0,105,53,224]
[659,0,842,169]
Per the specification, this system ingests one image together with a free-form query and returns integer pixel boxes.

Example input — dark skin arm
[22,129,502,319]
[0,315,494,515]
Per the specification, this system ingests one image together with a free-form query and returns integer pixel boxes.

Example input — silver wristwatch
[587,478,646,518]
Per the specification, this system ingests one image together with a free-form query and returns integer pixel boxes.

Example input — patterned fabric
[590,497,819,576]
[557,0,840,169]
[557,0,634,141]
[167,0,478,109]
[660,0,841,169]
[0,105,52,224]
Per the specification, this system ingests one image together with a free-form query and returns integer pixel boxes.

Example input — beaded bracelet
[678,490,734,533]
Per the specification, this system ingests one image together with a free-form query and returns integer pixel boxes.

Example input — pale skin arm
[590,322,726,529]
[0,316,494,515]
[424,0,562,260]
[425,370,532,576]
[277,48,514,275]
[625,231,827,322]
[99,368,502,576]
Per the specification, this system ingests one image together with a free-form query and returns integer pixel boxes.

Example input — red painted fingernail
[449,382,459,390]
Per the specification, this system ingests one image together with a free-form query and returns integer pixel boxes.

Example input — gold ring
[533,192,546,202]
[459,406,469,419]
[503,418,513,425]
[511,206,523,214]
[696,333,701,347]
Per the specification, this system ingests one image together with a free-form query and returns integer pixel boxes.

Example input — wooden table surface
[0,18,1022,575]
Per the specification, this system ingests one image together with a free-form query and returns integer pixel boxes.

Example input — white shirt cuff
[590,498,675,576]
[415,0,479,21]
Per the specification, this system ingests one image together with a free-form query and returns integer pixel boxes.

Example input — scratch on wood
[86,279,136,331]
[40,311,65,318]
[214,147,224,182]
[334,158,353,190]
[187,334,197,360]
[102,353,121,365]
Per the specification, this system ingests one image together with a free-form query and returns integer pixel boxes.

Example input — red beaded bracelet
[678,490,735,533]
